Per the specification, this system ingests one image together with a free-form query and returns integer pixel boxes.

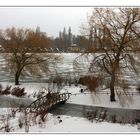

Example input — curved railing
[26,92,71,114]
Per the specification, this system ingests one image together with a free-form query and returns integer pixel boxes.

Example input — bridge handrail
[26,92,71,113]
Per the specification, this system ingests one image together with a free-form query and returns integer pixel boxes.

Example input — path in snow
[0,96,33,108]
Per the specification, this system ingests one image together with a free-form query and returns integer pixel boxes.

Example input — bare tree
[76,8,140,101]
[0,27,61,85]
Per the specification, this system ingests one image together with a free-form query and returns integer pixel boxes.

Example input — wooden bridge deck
[26,92,71,114]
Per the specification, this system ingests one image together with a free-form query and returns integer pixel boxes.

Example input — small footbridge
[26,92,71,114]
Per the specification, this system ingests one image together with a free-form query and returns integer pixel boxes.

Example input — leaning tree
[75,8,140,101]
[0,27,61,85]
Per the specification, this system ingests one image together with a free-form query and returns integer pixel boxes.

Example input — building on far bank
[68,44,80,52]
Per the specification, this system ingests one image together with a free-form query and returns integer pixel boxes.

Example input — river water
[50,103,140,124]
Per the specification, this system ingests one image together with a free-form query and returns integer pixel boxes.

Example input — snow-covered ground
[60,85,140,109]
[0,111,139,133]
[15,113,139,133]
[0,82,140,133]
[0,82,140,109]
[0,53,140,133]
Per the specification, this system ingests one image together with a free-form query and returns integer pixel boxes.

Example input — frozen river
[0,53,90,82]
[0,53,139,85]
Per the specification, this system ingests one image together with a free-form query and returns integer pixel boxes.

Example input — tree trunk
[110,74,116,102]
[15,71,20,85]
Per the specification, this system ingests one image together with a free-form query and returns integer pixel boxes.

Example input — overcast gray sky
[0,7,92,37]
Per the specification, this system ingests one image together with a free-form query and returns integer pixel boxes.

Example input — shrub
[111,115,117,123]
[53,76,63,86]
[78,75,100,92]
[0,85,27,97]
[1,85,11,95]
[11,87,27,97]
